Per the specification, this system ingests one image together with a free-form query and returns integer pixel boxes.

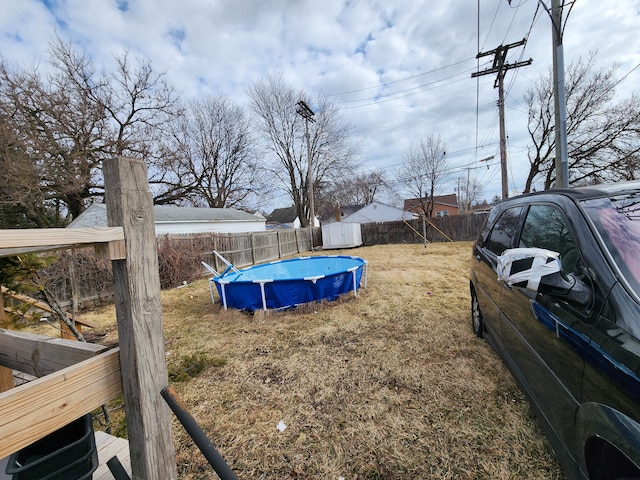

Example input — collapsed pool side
[211,256,368,311]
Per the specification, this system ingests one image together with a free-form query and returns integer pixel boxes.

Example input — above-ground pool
[209,255,368,311]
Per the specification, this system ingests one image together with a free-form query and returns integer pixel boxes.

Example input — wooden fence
[19,213,487,311]
[201,228,313,270]
[37,227,314,310]
[360,212,488,245]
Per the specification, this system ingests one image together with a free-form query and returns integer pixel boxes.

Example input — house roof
[340,201,416,224]
[321,204,365,223]
[67,203,263,228]
[152,205,262,223]
[267,206,298,224]
[404,194,458,211]
[339,204,365,216]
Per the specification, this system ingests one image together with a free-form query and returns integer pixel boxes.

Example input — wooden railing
[0,330,120,459]
[0,226,125,260]
[0,226,126,459]
[0,157,179,479]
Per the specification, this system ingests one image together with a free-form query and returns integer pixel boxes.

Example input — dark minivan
[470,181,640,480]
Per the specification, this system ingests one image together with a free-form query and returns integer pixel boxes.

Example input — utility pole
[296,100,316,246]
[551,0,569,188]
[472,39,532,200]
[506,0,570,187]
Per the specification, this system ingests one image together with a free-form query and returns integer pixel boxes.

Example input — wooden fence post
[276,231,281,259]
[103,157,178,480]
[0,285,4,325]
[251,232,256,265]
[0,291,12,390]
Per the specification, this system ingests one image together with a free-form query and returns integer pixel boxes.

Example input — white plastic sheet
[497,248,561,292]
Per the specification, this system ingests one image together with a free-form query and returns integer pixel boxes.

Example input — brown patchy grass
[80,242,564,479]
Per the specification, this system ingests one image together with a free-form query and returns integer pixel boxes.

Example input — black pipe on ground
[107,456,131,480]
[161,385,238,480]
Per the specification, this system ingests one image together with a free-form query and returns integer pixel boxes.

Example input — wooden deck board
[94,431,131,480]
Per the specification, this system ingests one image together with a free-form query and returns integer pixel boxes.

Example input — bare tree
[525,52,640,191]
[0,50,109,223]
[248,72,360,226]
[0,36,183,225]
[47,39,181,156]
[48,39,183,201]
[168,95,261,208]
[460,176,484,212]
[469,177,485,207]
[316,171,390,218]
[398,134,448,217]
[0,113,54,227]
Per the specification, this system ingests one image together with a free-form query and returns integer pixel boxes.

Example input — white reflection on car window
[584,196,640,294]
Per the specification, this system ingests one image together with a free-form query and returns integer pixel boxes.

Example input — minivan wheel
[471,289,483,338]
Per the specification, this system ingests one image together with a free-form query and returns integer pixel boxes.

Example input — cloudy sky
[2,0,640,206]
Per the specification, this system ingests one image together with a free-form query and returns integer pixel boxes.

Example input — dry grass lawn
[73,242,564,479]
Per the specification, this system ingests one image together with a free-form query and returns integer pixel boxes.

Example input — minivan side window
[519,204,579,274]
[486,206,523,255]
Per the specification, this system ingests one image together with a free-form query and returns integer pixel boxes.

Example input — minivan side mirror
[497,248,591,306]
[497,248,562,290]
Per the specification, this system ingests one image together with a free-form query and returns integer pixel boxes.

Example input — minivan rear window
[583,195,640,296]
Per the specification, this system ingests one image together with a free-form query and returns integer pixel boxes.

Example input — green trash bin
[5,414,98,480]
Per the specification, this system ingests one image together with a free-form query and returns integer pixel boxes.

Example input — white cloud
[2,0,640,203]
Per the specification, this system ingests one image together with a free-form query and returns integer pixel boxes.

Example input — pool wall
[210,255,367,311]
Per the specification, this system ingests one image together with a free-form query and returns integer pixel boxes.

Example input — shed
[321,222,362,249]
[68,203,266,234]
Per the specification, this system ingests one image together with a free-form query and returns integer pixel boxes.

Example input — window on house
[436,211,449,217]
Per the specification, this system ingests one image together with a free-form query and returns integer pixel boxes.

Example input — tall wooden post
[103,157,178,480]
[497,71,508,200]
[472,39,532,199]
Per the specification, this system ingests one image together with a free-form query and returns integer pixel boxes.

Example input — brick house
[403,194,459,217]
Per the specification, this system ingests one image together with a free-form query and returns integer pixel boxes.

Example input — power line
[476,0,481,168]
[506,0,542,93]
[348,101,496,136]
[607,62,640,92]
[335,65,480,109]
[323,1,545,203]
[481,1,503,52]
[327,57,476,98]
